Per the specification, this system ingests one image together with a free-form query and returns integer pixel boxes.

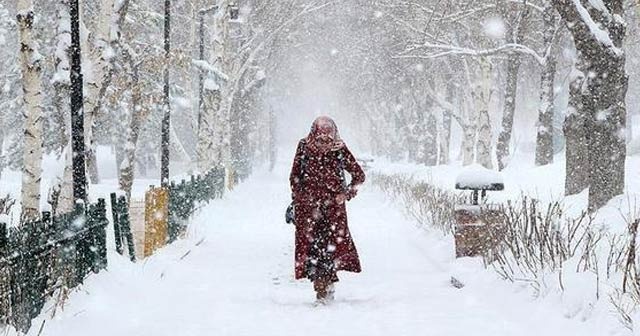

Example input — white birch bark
[17,0,44,221]
[197,82,221,171]
[52,0,71,153]
[210,0,231,184]
[83,0,116,184]
[118,48,149,200]
[475,58,493,169]
[54,0,74,215]
[461,60,477,166]
[57,147,75,214]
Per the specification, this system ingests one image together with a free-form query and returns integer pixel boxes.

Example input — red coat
[289,139,366,280]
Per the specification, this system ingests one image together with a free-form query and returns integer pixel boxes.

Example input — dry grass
[371,172,460,234]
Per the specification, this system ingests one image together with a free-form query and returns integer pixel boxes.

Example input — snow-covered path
[29,166,599,336]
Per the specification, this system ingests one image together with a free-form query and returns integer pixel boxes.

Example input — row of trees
[268,0,637,211]
[0,0,637,218]
[0,0,335,221]
[381,0,634,210]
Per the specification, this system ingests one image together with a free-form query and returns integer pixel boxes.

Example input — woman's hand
[345,186,358,200]
[336,193,347,204]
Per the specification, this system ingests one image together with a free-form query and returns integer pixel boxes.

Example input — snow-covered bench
[453,165,505,258]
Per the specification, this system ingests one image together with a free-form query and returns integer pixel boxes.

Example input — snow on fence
[370,171,640,330]
[0,200,108,333]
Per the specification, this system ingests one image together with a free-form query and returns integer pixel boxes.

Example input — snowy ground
[21,159,624,336]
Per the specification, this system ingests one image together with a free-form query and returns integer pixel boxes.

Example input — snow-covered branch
[397,42,546,65]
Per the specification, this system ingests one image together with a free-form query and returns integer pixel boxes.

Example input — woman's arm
[289,140,306,201]
[341,145,365,200]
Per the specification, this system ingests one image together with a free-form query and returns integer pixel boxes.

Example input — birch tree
[474,58,494,169]
[194,0,231,175]
[53,0,74,215]
[17,0,44,221]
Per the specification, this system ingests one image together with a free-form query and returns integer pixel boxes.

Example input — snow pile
[455,164,504,190]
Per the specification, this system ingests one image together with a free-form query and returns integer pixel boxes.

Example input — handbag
[285,202,295,224]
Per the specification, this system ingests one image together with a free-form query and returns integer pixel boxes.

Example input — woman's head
[307,116,343,153]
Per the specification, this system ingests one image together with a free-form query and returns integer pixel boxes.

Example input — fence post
[118,196,137,262]
[110,193,123,255]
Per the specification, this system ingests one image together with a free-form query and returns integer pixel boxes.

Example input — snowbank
[455,164,504,190]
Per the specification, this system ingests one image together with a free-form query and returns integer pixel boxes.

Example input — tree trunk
[57,148,75,215]
[54,0,74,214]
[460,61,477,166]
[439,109,452,165]
[475,58,493,169]
[408,108,422,163]
[83,0,116,185]
[586,63,627,211]
[534,57,556,166]
[17,1,44,222]
[160,0,171,184]
[196,10,211,172]
[118,49,149,201]
[70,0,88,202]
[461,105,476,166]
[496,54,520,170]
[496,5,529,170]
[52,0,71,154]
[198,86,223,170]
[563,72,588,195]
[534,4,558,166]
[553,0,628,210]
[424,111,438,166]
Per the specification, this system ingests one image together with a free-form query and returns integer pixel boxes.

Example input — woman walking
[289,116,365,304]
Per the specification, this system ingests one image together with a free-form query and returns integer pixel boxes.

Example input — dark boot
[314,278,329,303]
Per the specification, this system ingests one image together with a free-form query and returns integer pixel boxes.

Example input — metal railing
[168,168,225,242]
[0,200,108,332]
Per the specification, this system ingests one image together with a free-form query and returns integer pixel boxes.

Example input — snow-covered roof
[455,164,504,191]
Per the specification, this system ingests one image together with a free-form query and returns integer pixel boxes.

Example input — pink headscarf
[305,116,345,154]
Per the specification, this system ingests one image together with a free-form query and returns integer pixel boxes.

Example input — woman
[289,116,366,304]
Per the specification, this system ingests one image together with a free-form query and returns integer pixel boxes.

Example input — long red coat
[289,139,366,280]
